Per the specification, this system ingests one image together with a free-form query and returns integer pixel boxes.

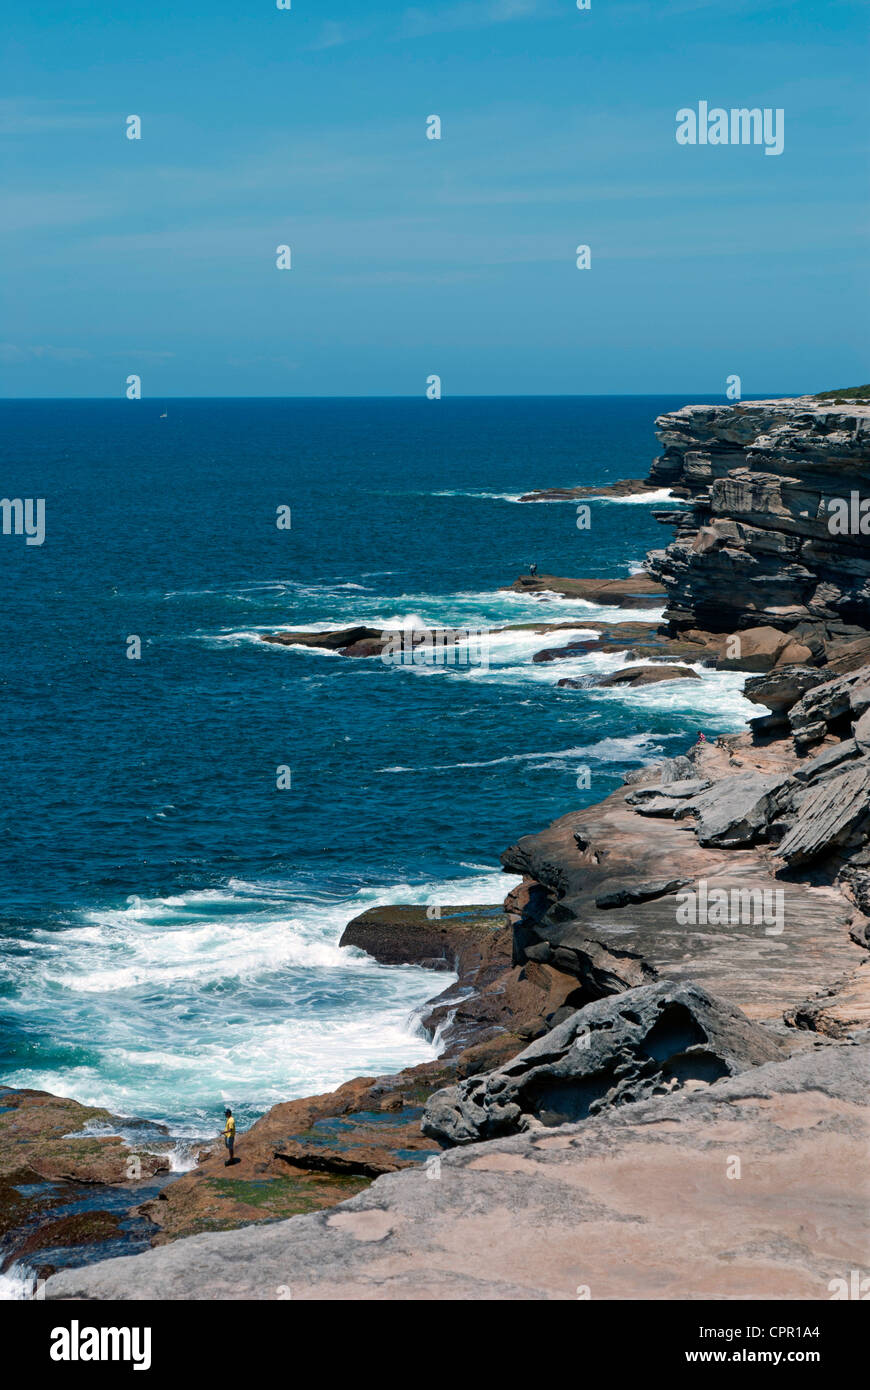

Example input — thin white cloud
[0,99,105,135]
[400,0,553,38]
[0,344,92,364]
[304,20,374,51]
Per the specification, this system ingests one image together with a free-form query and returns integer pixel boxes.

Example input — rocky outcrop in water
[504,573,664,608]
[518,478,668,503]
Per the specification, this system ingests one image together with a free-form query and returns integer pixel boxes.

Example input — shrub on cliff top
[814,385,870,401]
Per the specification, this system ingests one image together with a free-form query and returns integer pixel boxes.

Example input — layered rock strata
[645,398,870,648]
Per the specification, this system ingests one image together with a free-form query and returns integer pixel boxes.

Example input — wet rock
[518,478,663,503]
[0,1090,172,1277]
[421,981,783,1146]
[504,573,664,609]
[262,625,387,653]
[339,904,582,1055]
[262,626,465,659]
[339,903,505,970]
[531,622,714,666]
[593,664,701,687]
[0,1090,169,1186]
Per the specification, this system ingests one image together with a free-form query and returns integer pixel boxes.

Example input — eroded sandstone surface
[45,1041,870,1301]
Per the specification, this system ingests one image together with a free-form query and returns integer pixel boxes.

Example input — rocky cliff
[500,399,870,1048]
[646,397,870,653]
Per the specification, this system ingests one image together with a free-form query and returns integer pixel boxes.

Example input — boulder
[715,625,794,672]
[659,754,697,783]
[421,981,782,1146]
[790,667,870,745]
[743,664,828,714]
[855,707,870,752]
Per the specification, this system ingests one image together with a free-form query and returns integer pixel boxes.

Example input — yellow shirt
[224,1116,235,1138]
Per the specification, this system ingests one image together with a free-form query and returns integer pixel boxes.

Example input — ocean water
[0,396,757,1142]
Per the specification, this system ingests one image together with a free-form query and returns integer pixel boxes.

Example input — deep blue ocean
[0,396,756,1147]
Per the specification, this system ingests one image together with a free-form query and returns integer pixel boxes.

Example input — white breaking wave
[0,1265,37,1302]
[198,590,666,652]
[411,486,684,506]
[428,488,525,503]
[596,488,686,505]
[3,868,519,1139]
[376,732,660,774]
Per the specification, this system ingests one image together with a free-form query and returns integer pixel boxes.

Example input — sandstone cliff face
[646,398,870,647]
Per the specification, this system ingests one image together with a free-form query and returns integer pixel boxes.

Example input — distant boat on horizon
[159,411,168,419]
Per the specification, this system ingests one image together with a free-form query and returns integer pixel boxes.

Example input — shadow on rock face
[422,980,783,1146]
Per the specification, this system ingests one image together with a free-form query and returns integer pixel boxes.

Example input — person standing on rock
[222,1108,236,1166]
[529,562,538,576]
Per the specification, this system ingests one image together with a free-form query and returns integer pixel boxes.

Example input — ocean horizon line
[0,390,798,404]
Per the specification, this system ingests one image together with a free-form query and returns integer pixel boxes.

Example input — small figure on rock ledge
[223,1107,237,1166]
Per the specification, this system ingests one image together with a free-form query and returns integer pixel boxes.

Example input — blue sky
[1,0,867,397]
